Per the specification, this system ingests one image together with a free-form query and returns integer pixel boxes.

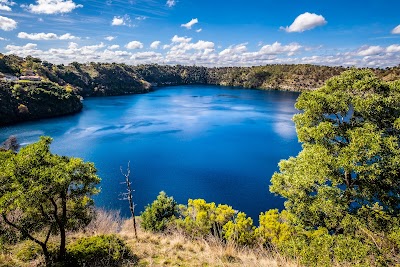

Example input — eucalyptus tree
[271,70,400,233]
[0,136,100,264]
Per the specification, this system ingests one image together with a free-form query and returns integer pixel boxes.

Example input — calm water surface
[0,85,301,221]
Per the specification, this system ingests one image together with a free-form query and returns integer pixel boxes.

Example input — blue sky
[0,0,399,67]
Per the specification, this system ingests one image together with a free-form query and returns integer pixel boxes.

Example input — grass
[0,209,298,267]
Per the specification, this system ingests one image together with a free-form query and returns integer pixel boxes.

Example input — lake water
[0,85,301,221]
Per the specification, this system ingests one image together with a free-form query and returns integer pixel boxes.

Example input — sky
[0,0,399,67]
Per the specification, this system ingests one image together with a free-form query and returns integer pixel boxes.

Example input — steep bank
[0,81,82,126]
[1,53,400,125]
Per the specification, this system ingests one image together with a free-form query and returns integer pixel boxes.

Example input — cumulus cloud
[0,15,16,31]
[357,45,385,56]
[107,44,119,50]
[392,25,400,34]
[28,0,83,14]
[386,44,400,53]
[0,5,10,11]
[281,12,327,33]
[219,43,247,56]
[105,36,115,41]
[166,0,175,7]
[131,51,163,63]
[196,28,202,33]
[125,40,143,49]
[6,42,37,51]
[259,42,301,56]
[171,35,191,43]
[112,16,124,26]
[111,15,132,26]
[4,38,400,68]
[0,0,16,11]
[150,40,161,49]
[181,18,198,29]
[18,32,78,40]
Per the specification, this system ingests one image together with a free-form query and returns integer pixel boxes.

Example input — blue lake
[0,85,301,221]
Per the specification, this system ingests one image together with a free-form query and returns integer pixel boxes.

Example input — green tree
[270,69,400,239]
[141,191,177,232]
[0,136,100,265]
[223,212,256,246]
[176,199,235,238]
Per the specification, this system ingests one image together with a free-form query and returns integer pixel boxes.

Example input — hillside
[1,53,400,125]
[0,81,82,126]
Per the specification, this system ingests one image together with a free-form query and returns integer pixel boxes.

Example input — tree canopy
[0,136,100,264]
[270,69,400,232]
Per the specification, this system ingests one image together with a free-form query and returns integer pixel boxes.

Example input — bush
[223,212,256,246]
[15,241,42,261]
[141,191,177,232]
[175,199,235,238]
[65,234,134,266]
[255,209,292,247]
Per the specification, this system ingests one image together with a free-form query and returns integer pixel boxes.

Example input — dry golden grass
[119,219,299,267]
[0,209,299,267]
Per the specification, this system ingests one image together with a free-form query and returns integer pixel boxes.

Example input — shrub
[255,209,292,247]
[223,212,256,246]
[65,234,134,266]
[141,191,177,232]
[175,199,235,238]
[15,241,42,261]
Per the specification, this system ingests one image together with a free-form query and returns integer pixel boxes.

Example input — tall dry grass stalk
[83,208,123,235]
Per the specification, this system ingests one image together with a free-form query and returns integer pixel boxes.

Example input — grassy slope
[0,210,298,267]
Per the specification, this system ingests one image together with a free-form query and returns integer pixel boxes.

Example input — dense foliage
[140,191,177,232]
[65,234,134,266]
[0,81,82,125]
[270,69,400,265]
[2,53,400,125]
[0,137,101,265]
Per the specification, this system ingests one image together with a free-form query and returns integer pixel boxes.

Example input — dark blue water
[0,85,301,221]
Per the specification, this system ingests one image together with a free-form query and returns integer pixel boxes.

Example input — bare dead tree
[120,161,137,238]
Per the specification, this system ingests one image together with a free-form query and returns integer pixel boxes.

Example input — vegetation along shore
[1,54,400,125]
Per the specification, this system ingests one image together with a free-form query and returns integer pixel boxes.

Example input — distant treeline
[1,53,400,125]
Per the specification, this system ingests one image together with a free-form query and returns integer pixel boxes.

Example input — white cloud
[18,32,78,40]
[281,12,327,33]
[386,44,400,53]
[6,43,37,51]
[0,5,11,11]
[107,44,119,50]
[28,0,83,14]
[357,45,384,56]
[219,43,247,56]
[181,18,198,29]
[111,15,132,27]
[105,36,115,41]
[112,16,124,26]
[0,15,16,31]
[166,0,175,7]
[171,35,191,43]
[4,38,400,68]
[196,28,202,33]
[150,40,161,49]
[391,25,400,34]
[259,42,302,55]
[125,40,143,49]
[0,0,15,11]
[135,16,146,21]
[131,51,163,62]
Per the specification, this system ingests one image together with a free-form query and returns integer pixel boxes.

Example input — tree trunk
[59,193,67,261]
[40,243,51,266]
